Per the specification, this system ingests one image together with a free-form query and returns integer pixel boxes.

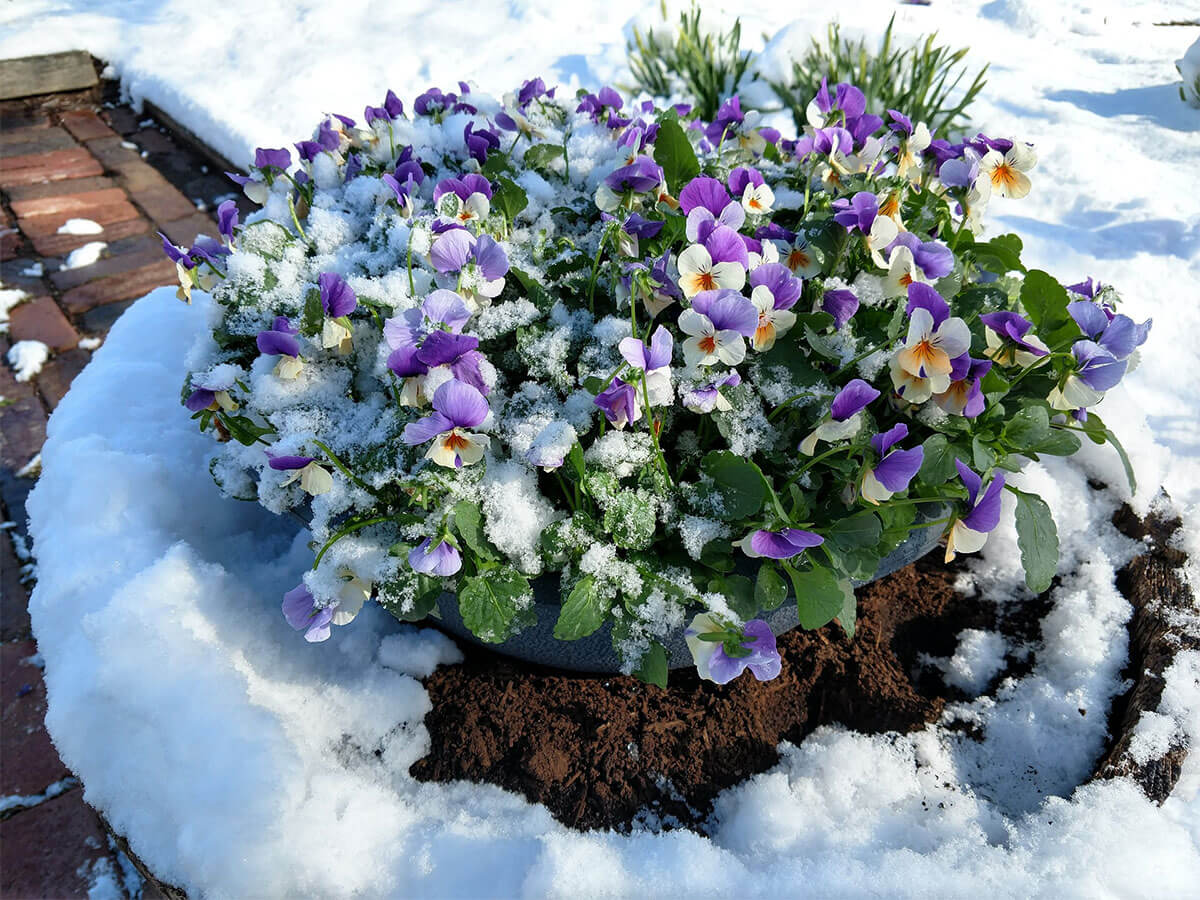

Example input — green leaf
[523,143,565,174]
[633,642,669,689]
[554,575,607,640]
[698,537,735,573]
[804,324,842,360]
[603,492,656,550]
[221,414,274,446]
[826,511,881,549]
[700,452,766,520]
[492,176,528,225]
[837,583,857,639]
[652,113,700,193]
[566,443,586,483]
[453,500,496,561]
[1020,270,1074,345]
[479,152,513,178]
[709,574,757,620]
[1080,412,1108,445]
[920,434,960,484]
[376,571,443,623]
[754,564,788,613]
[967,234,1025,275]
[1031,428,1081,457]
[756,338,822,387]
[1011,487,1059,594]
[457,569,535,643]
[1103,427,1137,494]
[510,266,551,309]
[301,288,324,337]
[783,563,851,630]
[972,435,996,471]
[824,543,881,581]
[1004,406,1051,450]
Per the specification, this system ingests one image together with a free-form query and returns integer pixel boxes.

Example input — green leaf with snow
[700,452,766,521]
[604,492,656,550]
[453,500,496,562]
[554,575,607,640]
[1011,487,1059,594]
[458,569,535,643]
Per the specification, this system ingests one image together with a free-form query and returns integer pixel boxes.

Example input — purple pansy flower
[216,200,238,243]
[282,584,335,642]
[741,527,824,560]
[1050,340,1128,411]
[822,289,860,330]
[463,121,500,164]
[604,156,664,194]
[679,176,745,242]
[364,89,404,124]
[409,538,462,576]
[401,379,491,468]
[980,311,1050,365]
[414,330,489,394]
[384,290,472,350]
[682,370,741,414]
[887,232,954,286]
[1067,301,1150,361]
[934,356,992,418]
[946,460,1006,561]
[799,379,881,455]
[749,263,802,310]
[318,272,357,318]
[618,325,674,406]
[593,377,641,429]
[623,213,664,240]
[861,423,924,503]
[1067,277,1100,299]
[678,289,759,366]
[832,192,880,233]
[256,316,301,358]
[685,614,783,684]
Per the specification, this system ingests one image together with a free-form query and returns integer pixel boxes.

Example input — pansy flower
[364,89,404,125]
[888,111,932,183]
[384,290,472,350]
[618,325,674,407]
[747,263,800,351]
[525,420,579,471]
[593,377,641,429]
[685,613,782,684]
[413,330,490,395]
[679,176,745,242]
[281,580,364,643]
[945,460,1005,561]
[1067,301,1151,362]
[893,284,972,396]
[677,226,748,297]
[268,452,333,496]
[576,85,624,125]
[682,371,741,414]
[216,200,238,246]
[317,272,357,353]
[185,368,238,413]
[884,233,954,297]
[225,147,290,205]
[799,378,881,455]
[979,141,1036,199]
[401,379,491,468]
[980,311,1050,366]
[773,232,824,278]
[409,538,462,576]
[256,316,303,379]
[433,174,493,226]
[861,424,924,504]
[933,356,992,418]
[596,156,666,212]
[678,289,758,366]
[832,191,899,264]
[822,289,860,330]
[429,230,509,303]
[1048,340,1127,411]
[737,527,824,560]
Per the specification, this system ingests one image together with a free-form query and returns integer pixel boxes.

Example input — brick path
[2,82,233,899]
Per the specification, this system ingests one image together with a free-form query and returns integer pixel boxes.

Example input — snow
[6,339,49,382]
[55,218,103,235]
[0,287,26,332]
[63,241,107,270]
[10,0,1200,895]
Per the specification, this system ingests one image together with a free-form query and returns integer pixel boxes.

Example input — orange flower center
[880,193,900,218]
[899,273,914,287]
[444,431,469,451]
[698,335,717,354]
[990,163,1018,190]
[912,339,938,367]
[697,272,716,291]
[787,250,810,271]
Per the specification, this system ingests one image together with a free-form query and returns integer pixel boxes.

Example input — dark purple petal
[703,224,749,267]
[961,471,1005,533]
[604,156,663,193]
[257,328,300,357]
[750,528,824,559]
[822,289,860,330]
[955,459,982,506]
[887,110,913,135]
[217,200,238,241]
[318,272,357,317]
[387,344,429,378]
[871,423,909,457]
[401,411,454,445]
[905,283,950,327]
[830,379,880,421]
[416,330,480,368]
[873,446,924,493]
[158,232,192,267]
[740,620,783,681]
[282,584,318,630]
[623,213,664,240]
[1073,340,1126,391]
[450,349,490,395]
[728,166,764,196]
[679,176,730,217]
[593,378,639,426]
[433,378,489,428]
[184,388,214,412]
[268,454,316,470]
[254,147,291,170]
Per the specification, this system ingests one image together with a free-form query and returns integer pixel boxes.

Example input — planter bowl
[433,504,950,673]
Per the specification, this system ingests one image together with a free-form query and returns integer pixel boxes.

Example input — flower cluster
[168,76,1148,687]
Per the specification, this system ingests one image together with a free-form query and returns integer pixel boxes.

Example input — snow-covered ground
[5,0,1200,895]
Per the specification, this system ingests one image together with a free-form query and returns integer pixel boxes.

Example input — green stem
[587,226,612,315]
[311,439,374,494]
[638,372,672,484]
[784,444,855,489]
[877,494,962,508]
[287,194,308,243]
[406,229,415,295]
[313,515,394,570]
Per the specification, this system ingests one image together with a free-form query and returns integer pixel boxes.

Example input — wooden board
[0,51,98,101]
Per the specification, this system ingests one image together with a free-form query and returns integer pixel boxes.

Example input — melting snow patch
[56,218,104,235]
[64,241,108,270]
[7,340,49,382]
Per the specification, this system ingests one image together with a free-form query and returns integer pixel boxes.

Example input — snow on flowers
[171,74,1148,686]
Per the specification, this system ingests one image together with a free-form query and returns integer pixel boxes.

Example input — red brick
[50,236,162,291]
[110,158,170,194]
[30,216,149,257]
[0,123,51,146]
[36,348,91,410]
[17,198,140,239]
[0,147,102,187]
[0,355,46,470]
[83,135,142,172]
[0,789,122,900]
[0,126,76,159]
[3,174,115,203]
[61,258,177,314]
[0,229,19,261]
[9,296,79,352]
[10,186,128,219]
[159,212,217,248]
[0,529,31,641]
[59,109,117,142]
[0,640,71,797]
[130,183,198,225]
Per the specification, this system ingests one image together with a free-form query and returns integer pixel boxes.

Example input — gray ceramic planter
[434,504,949,673]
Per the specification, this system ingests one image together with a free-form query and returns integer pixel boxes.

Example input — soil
[410,554,1005,831]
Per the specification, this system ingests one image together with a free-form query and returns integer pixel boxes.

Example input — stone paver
[1,79,230,899]
[8,295,80,351]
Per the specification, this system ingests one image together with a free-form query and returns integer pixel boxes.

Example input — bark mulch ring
[411,501,1197,832]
